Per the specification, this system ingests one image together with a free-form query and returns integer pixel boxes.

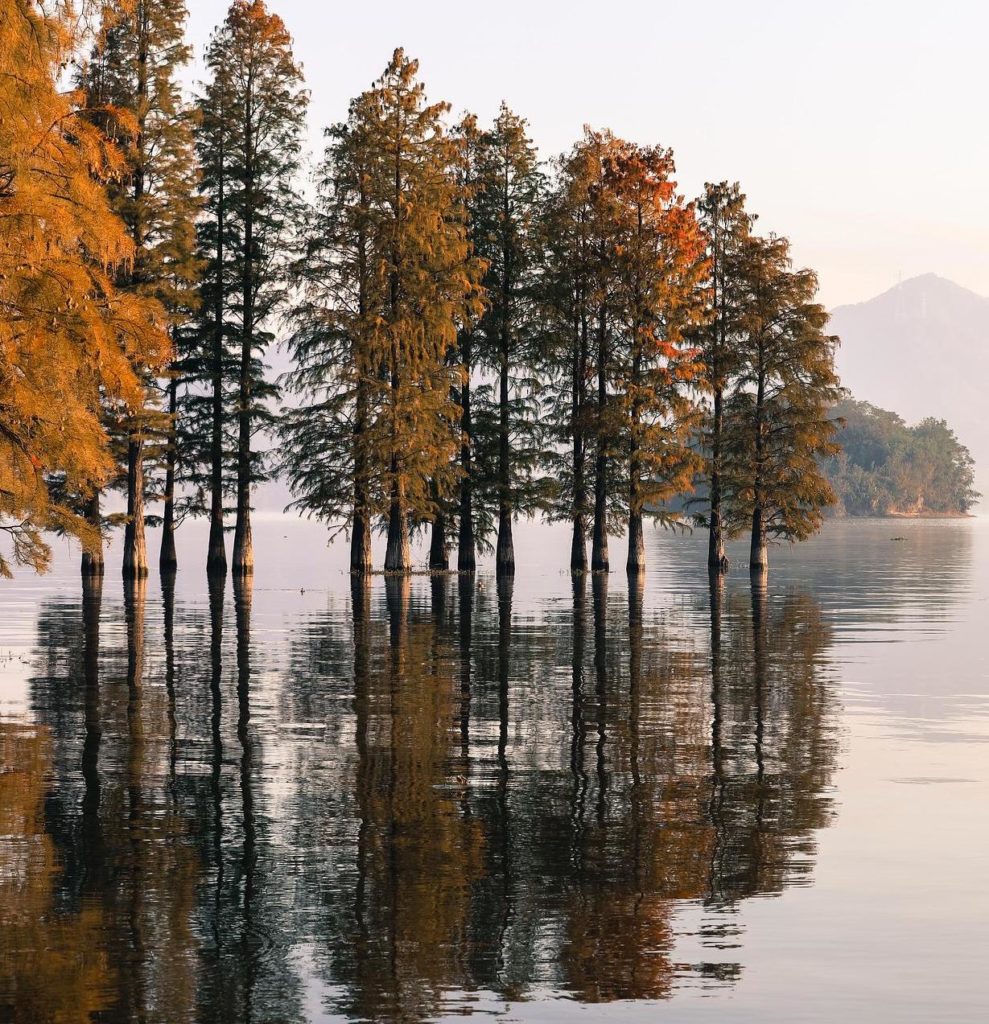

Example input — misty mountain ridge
[830,273,987,498]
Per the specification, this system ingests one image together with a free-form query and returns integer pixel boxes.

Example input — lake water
[0,517,986,1023]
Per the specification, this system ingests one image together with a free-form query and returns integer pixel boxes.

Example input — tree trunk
[430,508,449,571]
[384,471,410,573]
[627,347,645,576]
[351,380,372,575]
[750,505,768,576]
[750,342,767,578]
[122,438,149,579]
[496,510,515,577]
[351,509,372,575]
[708,386,728,571]
[160,375,178,575]
[496,221,515,577]
[207,119,227,578]
[232,93,254,578]
[571,514,588,574]
[351,510,372,575]
[591,310,609,572]
[458,347,476,572]
[81,492,105,577]
[571,313,589,574]
[232,351,253,577]
[627,512,645,575]
[496,349,515,576]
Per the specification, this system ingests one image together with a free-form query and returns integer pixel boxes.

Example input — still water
[0,518,986,1023]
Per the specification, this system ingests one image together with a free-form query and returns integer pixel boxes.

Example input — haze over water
[0,518,986,1022]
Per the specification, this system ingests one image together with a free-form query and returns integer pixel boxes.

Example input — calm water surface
[0,518,986,1022]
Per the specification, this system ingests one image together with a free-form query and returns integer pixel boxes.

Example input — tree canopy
[0,0,169,576]
[827,399,978,516]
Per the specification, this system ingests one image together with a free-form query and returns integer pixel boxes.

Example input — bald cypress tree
[693,182,751,572]
[724,233,842,577]
[606,143,707,575]
[451,114,487,573]
[367,50,482,573]
[282,50,482,574]
[469,104,547,576]
[281,109,380,574]
[540,130,616,573]
[195,0,307,577]
[0,0,169,577]
[80,0,200,579]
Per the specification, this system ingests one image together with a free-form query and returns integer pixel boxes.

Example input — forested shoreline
[4,0,851,583]
[825,399,978,518]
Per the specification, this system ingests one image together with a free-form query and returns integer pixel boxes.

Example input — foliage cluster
[826,399,978,516]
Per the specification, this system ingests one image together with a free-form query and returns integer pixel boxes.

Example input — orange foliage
[0,0,169,575]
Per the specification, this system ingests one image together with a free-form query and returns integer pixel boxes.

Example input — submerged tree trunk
[750,342,768,578]
[496,280,515,577]
[160,376,178,575]
[351,507,372,575]
[627,512,644,576]
[591,310,609,573]
[458,339,476,572]
[231,313,253,575]
[627,347,645,576]
[82,492,105,577]
[750,505,768,576]
[351,380,372,575]
[571,314,589,574]
[122,439,149,579]
[384,280,410,572]
[232,101,255,578]
[708,386,729,571]
[430,505,449,571]
[207,140,227,578]
[384,471,411,573]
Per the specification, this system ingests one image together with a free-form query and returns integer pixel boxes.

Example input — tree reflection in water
[6,568,840,1022]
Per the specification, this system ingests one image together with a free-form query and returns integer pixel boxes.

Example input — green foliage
[689,182,752,558]
[468,105,552,548]
[183,0,307,550]
[538,131,708,568]
[722,234,843,549]
[78,0,201,561]
[280,49,483,572]
[826,399,978,515]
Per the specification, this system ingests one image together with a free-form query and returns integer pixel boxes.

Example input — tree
[826,398,978,516]
[0,0,168,578]
[281,110,380,574]
[451,114,487,573]
[539,130,616,573]
[470,104,547,576]
[606,144,707,574]
[80,0,201,578]
[724,234,842,575]
[195,0,307,577]
[692,182,751,571]
[282,50,482,575]
[542,131,705,574]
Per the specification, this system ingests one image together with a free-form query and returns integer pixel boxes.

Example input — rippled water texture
[0,518,986,1022]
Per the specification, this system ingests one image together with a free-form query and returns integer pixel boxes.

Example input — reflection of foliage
[708,587,839,902]
[340,580,488,1022]
[827,399,979,515]
[0,726,112,1023]
[12,570,840,1021]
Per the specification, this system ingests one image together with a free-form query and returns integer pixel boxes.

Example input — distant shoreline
[838,510,974,520]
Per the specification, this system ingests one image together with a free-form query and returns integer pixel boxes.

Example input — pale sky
[185,0,989,308]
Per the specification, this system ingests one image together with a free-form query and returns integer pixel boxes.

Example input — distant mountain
[830,274,988,497]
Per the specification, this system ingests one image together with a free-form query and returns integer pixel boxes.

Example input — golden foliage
[0,0,169,575]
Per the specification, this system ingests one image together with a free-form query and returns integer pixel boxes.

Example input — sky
[184,0,989,309]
